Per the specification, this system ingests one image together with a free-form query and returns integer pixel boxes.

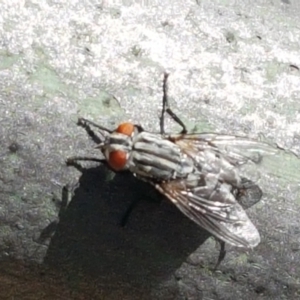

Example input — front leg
[66,156,107,172]
[78,117,113,134]
[77,118,103,144]
[66,156,106,165]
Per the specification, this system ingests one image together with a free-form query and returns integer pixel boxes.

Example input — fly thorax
[129,132,194,180]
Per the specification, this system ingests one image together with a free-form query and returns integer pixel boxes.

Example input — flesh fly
[67,73,277,267]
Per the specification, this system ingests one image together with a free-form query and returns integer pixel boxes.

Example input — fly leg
[66,157,105,164]
[213,241,226,270]
[68,119,108,169]
[160,72,187,135]
[77,118,112,145]
[66,156,106,172]
[120,197,141,227]
[78,117,113,134]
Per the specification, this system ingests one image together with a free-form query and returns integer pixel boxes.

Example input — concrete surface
[1,0,300,299]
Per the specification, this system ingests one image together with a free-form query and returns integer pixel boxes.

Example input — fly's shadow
[43,163,210,291]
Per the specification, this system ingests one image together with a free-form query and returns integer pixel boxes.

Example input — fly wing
[153,133,270,247]
[155,173,261,248]
[172,133,278,166]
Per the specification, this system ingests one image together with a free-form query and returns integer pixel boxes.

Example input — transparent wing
[172,133,278,166]
[155,173,261,248]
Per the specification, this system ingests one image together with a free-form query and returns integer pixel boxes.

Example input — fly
[67,73,277,268]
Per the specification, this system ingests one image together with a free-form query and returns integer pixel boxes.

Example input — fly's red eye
[108,150,127,171]
[116,122,134,136]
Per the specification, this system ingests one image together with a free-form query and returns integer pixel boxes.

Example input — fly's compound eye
[108,150,128,171]
[116,122,135,136]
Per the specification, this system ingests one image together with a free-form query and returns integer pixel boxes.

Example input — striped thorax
[101,122,194,180]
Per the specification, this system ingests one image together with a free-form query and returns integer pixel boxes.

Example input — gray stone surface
[1,0,300,299]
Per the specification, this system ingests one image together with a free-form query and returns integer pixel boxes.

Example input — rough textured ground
[1,0,300,299]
